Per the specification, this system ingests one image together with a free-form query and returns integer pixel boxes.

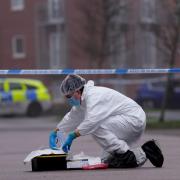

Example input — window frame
[10,0,25,11]
[12,35,26,59]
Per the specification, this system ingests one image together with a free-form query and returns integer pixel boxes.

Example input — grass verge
[147,119,180,129]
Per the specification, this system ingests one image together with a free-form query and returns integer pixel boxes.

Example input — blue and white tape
[0,68,180,75]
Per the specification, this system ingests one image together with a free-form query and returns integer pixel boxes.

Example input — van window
[151,82,164,88]
[26,84,37,90]
[0,83,4,91]
[9,83,22,90]
[151,82,165,91]
[174,81,180,92]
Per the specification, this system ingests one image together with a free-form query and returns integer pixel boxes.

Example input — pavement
[0,116,180,180]
[146,110,180,121]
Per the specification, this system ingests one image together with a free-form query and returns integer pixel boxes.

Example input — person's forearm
[55,128,80,136]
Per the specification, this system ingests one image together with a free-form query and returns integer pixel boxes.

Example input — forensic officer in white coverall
[49,75,164,168]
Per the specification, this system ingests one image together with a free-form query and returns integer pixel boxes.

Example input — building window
[142,31,157,67]
[11,0,25,11]
[48,0,64,21]
[12,35,26,59]
[49,32,60,68]
[141,0,156,23]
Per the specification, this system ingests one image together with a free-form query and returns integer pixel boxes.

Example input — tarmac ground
[0,116,180,180]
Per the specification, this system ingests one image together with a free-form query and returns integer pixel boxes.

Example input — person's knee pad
[104,150,138,168]
[131,147,147,166]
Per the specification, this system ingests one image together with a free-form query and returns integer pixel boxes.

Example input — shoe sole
[142,140,164,167]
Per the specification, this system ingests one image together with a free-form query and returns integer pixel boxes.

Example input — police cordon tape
[0,68,180,75]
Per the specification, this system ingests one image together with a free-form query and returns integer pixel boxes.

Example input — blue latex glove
[62,132,77,153]
[49,131,58,150]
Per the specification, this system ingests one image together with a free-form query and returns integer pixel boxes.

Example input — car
[135,80,180,109]
[0,78,52,117]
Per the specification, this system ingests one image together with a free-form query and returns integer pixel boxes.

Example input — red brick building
[0,0,44,69]
[0,0,179,98]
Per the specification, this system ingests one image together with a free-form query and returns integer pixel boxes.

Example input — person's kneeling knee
[102,147,146,168]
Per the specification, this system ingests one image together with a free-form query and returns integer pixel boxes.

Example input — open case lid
[24,148,66,164]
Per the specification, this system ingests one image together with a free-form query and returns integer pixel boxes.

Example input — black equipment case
[31,154,67,171]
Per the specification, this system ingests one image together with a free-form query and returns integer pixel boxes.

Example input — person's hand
[62,132,77,153]
[49,130,58,150]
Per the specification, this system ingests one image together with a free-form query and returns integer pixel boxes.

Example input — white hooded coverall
[57,81,146,158]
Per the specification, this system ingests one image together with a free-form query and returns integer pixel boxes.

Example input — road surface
[0,116,179,180]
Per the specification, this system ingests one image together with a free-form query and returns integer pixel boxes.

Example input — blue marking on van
[0,92,13,102]
[26,90,37,101]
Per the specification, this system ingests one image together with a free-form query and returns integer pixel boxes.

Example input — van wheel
[27,102,42,117]
[142,99,154,109]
